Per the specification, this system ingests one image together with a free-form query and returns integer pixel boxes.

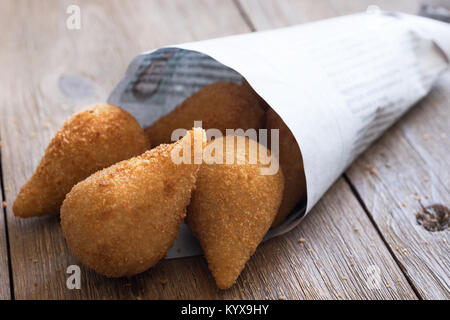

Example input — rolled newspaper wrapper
[108,12,449,258]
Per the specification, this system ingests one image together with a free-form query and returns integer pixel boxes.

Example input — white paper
[108,12,449,258]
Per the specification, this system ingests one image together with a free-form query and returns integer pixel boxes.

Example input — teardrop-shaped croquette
[187,135,284,289]
[145,82,264,147]
[61,128,205,277]
[266,108,307,227]
[13,103,149,218]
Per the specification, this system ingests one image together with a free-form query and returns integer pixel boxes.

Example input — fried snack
[266,108,307,227]
[144,81,264,147]
[13,103,149,218]
[187,135,284,289]
[61,128,206,277]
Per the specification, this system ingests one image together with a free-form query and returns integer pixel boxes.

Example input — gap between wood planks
[231,0,422,299]
[343,174,422,299]
[232,0,257,31]
[401,131,450,195]
[0,134,15,300]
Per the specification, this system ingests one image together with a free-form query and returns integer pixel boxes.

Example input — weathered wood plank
[235,0,336,30]
[0,142,12,300]
[327,0,419,15]
[218,179,417,299]
[328,0,449,300]
[399,73,450,189]
[345,71,450,299]
[238,0,419,31]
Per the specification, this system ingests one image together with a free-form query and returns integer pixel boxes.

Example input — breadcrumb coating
[266,108,307,227]
[187,135,284,289]
[13,103,149,218]
[145,82,264,147]
[61,128,205,277]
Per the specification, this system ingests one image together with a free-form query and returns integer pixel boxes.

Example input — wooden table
[0,0,448,300]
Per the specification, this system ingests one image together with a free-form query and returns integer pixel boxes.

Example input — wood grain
[345,71,450,299]
[218,179,417,300]
[327,0,419,15]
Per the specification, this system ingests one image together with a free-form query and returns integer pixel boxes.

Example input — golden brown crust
[145,82,264,147]
[266,108,307,227]
[13,103,149,218]
[187,136,284,289]
[60,129,204,277]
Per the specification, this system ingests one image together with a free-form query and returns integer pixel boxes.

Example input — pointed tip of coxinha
[13,103,149,218]
[187,135,284,290]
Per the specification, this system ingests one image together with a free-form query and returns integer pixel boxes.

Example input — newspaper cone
[109,12,450,257]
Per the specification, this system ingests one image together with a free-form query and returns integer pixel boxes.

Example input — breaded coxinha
[61,128,206,278]
[13,103,149,218]
[266,108,307,227]
[145,82,265,147]
[187,135,284,289]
